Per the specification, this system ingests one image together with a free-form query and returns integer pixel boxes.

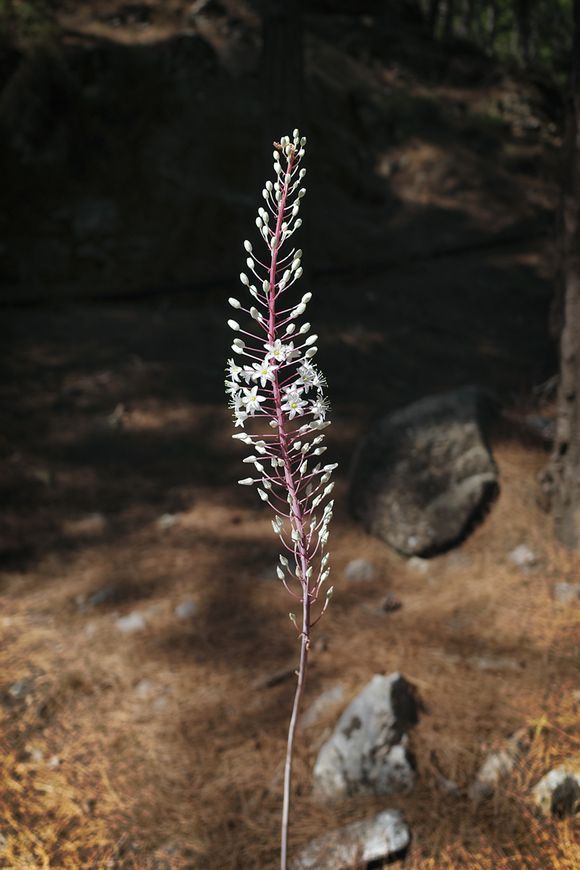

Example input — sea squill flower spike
[225,129,336,869]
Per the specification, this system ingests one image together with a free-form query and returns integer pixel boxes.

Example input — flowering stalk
[225,130,336,869]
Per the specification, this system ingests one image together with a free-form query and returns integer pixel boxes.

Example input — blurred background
[1,1,579,868]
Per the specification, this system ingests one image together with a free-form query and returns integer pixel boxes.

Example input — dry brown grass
[1,418,579,869]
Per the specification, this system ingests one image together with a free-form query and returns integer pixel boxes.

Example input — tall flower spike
[225,129,336,870]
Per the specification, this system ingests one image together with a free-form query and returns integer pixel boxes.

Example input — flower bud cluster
[225,129,335,625]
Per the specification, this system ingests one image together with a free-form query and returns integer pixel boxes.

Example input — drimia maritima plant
[225,130,336,869]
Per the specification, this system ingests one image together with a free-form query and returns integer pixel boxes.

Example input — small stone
[553,582,580,604]
[27,746,44,762]
[62,513,107,539]
[78,586,117,611]
[47,755,60,769]
[509,544,537,569]
[301,686,345,728]
[469,728,531,801]
[406,556,429,575]
[174,599,197,620]
[381,593,402,613]
[468,655,521,672]
[157,513,179,530]
[115,612,146,634]
[291,809,410,869]
[344,559,376,583]
[7,679,34,700]
[134,679,155,699]
[469,750,515,801]
[532,767,580,817]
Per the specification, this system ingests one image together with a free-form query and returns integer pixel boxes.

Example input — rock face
[532,767,580,817]
[313,673,420,800]
[349,387,499,556]
[291,809,410,869]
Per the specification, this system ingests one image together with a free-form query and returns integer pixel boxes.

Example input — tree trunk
[541,0,580,549]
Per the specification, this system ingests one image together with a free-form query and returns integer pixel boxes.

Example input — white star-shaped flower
[225,379,240,397]
[282,387,306,420]
[297,362,326,391]
[227,359,243,383]
[242,386,265,414]
[265,339,293,362]
[250,357,277,387]
[310,395,330,422]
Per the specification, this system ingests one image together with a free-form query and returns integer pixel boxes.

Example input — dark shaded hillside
[0,0,561,305]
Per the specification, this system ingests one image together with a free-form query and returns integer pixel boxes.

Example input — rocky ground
[1,2,579,868]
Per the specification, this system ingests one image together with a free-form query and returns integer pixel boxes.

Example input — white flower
[310,395,330,422]
[296,361,326,392]
[242,386,265,414]
[282,388,306,420]
[225,380,240,396]
[227,359,243,382]
[265,339,293,362]
[249,357,277,387]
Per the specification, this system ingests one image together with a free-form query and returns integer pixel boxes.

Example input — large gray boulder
[291,809,410,869]
[313,673,420,800]
[532,766,580,817]
[349,387,499,556]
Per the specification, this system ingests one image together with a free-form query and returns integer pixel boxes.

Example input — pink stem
[265,146,311,870]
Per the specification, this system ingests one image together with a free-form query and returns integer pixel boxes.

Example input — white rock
[344,559,376,583]
[313,673,420,800]
[301,686,345,728]
[292,809,410,869]
[174,599,197,620]
[134,679,155,699]
[532,766,580,817]
[509,544,537,569]
[115,612,146,634]
[469,728,531,801]
[553,582,580,604]
[158,513,179,530]
[406,556,430,575]
[62,513,107,539]
[469,750,515,801]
